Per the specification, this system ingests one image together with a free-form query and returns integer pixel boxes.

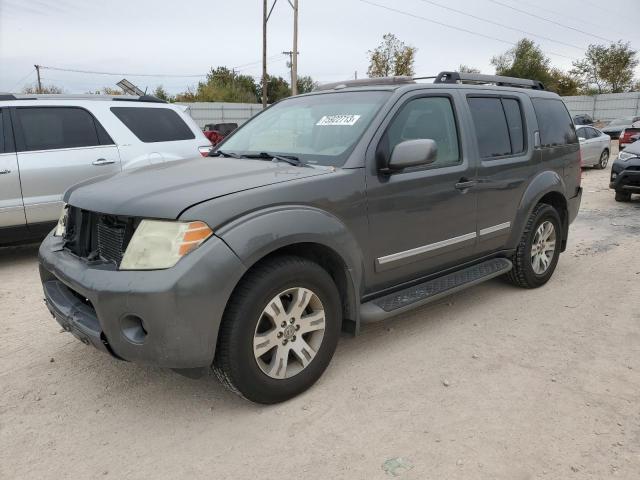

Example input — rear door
[12,106,121,225]
[577,128,596,165]
[0,108,26,228]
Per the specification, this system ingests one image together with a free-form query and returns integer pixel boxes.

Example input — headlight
[53,204,68,237]
[120,220,213,270]
[618,151,638,162]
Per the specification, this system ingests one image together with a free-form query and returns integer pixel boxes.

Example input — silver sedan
[577,125,611,169]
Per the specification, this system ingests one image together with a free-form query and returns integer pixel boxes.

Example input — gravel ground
[1,143,640,480]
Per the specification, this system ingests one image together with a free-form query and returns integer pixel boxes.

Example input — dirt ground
[1,143,639,480]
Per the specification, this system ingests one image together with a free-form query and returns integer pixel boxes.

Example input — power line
[356,0,575,60]
[487,0,615,44]
[415,0,585,51]
[8,68,36,91]
[39,66,207,78]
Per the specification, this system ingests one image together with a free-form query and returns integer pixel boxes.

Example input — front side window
[532,98,578,147]
[16,107,102,151]
[111,107,195,143]
[219,91,391,167]
[382,96,460,168]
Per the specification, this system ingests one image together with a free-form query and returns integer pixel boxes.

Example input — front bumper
[610,168,640,193]
[39,233,246,369]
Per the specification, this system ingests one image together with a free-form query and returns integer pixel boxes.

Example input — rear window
[468,97,525,158]
[16,107,109,151]
[532,99,578,147]
[111,107,195,143]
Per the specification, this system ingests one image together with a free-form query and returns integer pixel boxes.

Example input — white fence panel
[562,92,640,121]
[177,102,264,128]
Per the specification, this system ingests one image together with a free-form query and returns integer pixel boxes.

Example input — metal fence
[562,92,640,122]
[177,102,264,128]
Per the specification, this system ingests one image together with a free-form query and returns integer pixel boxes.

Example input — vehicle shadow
[0,243,40,263]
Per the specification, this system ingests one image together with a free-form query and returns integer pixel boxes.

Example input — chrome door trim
[479,222,511,236]
[377,232,477,266]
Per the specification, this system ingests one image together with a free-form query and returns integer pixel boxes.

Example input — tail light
[198,145,212,157]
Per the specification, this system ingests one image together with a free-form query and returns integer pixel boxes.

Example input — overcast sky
[1,0,638,95]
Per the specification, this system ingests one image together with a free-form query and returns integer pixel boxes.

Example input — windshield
[218,91,391,166]
[609,118,632,126]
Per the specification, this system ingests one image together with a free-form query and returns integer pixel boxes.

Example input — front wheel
[596,149,609,169]
[213,256,341,404]
[506,204,562,289]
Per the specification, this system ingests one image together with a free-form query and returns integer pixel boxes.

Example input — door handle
[0,169,10,175]
[455,178,477,191]
[92,158,116,166]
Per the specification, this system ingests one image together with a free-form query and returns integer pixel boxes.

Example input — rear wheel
[213,255,341,404]
[596,149,609,169]
[506,204,562,289]
[615,191,632,202]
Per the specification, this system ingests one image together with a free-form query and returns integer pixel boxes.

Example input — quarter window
[16,107,107,151]
[111,107,195,143]
[383,97,460,168]
[532,98,578,147]
[468,97,525,158]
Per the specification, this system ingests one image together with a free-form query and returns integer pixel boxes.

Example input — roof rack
[314,76,415,91]
[434,71,545,90]
[0,93,167,103]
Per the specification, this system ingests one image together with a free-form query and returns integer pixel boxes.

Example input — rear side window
[532,98,577,147]
[16,107,109,151]
[467,97,522,158]
[111,107,195,143]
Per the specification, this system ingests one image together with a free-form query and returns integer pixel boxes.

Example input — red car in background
[203,122,238,146]
[619,123,640,150]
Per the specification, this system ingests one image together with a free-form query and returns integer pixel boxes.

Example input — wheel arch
[216,206,364,335]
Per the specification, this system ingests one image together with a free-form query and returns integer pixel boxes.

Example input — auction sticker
[316,114,361,126]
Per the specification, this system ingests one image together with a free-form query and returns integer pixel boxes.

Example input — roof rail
[0,93,167,103]
[434,71,545,90]
[314,76,415,91]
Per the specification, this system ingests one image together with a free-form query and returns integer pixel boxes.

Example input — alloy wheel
[530,221,557,275]
[599,150,609,169]
[253,287,326,379]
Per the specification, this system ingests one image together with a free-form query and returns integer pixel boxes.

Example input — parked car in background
[610,139,640,202]
[619,120,640,149]
[203,122,238,146]
[573,114,594,125]
[576,125,611,169]
[601,116,640,139]
[0,93,210,246]
[39,71,582,403]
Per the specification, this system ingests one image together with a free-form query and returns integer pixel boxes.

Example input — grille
[97,222,126,264]
[64,207,135,267]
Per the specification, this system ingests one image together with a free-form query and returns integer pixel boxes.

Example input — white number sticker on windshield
[316,115,361,126]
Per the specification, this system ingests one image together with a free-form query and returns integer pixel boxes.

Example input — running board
[360,258,512,323]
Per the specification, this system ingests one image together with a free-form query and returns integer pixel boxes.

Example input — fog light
[120,314,147,344]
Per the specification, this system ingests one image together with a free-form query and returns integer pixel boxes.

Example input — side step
[360,258,512,323]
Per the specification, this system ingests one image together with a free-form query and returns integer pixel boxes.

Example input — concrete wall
[562,92,640,122]
[177,102,264,128]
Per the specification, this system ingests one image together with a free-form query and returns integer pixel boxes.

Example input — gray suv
[39,72,582,403]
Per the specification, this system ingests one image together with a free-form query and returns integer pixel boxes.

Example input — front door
[0,108,25,228]
[365,92,478,293]
[12,106,121,225]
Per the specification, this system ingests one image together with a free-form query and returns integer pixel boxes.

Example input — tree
[101,87,124,95]
[176,66,259,103]
[296,75,317,94]
[261,75,291,103]
[22,84,63,94]
[153,85,171,101]
[367,33,416,77]
[571,41,639,93]
[491,38,552,87]
[547,68,582,96]
[459,65,480,74]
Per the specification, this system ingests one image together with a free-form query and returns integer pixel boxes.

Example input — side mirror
[388,139,438,171]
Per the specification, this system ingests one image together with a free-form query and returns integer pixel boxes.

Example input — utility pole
[282,50,294,91]
[291,0,298,96]
[262,0,268,107]
[35,64,42,93]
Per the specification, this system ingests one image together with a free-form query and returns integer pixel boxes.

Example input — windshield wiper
[209,150,244,159]
[246,152,306,167]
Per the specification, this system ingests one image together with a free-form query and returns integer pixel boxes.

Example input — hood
[64,156,330,219]
[623,140,640,156]
[602,125,626,132]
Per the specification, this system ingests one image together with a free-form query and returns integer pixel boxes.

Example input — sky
[1,0,639,95]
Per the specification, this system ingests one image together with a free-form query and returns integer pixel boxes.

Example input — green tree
[547,68,582,96]
[177,67,259,103]
[22,84,63,94]
[491,38,552,87]
[262,75,291,103]
[367,33,417,77]
[571,41,638,93]
[296,75,317,94]
[153,85,171,101]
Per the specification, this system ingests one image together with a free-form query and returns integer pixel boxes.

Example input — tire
[506,204,562,289]
[615,191,631,202]
[213,255,341,404]
[595,149,609,169]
